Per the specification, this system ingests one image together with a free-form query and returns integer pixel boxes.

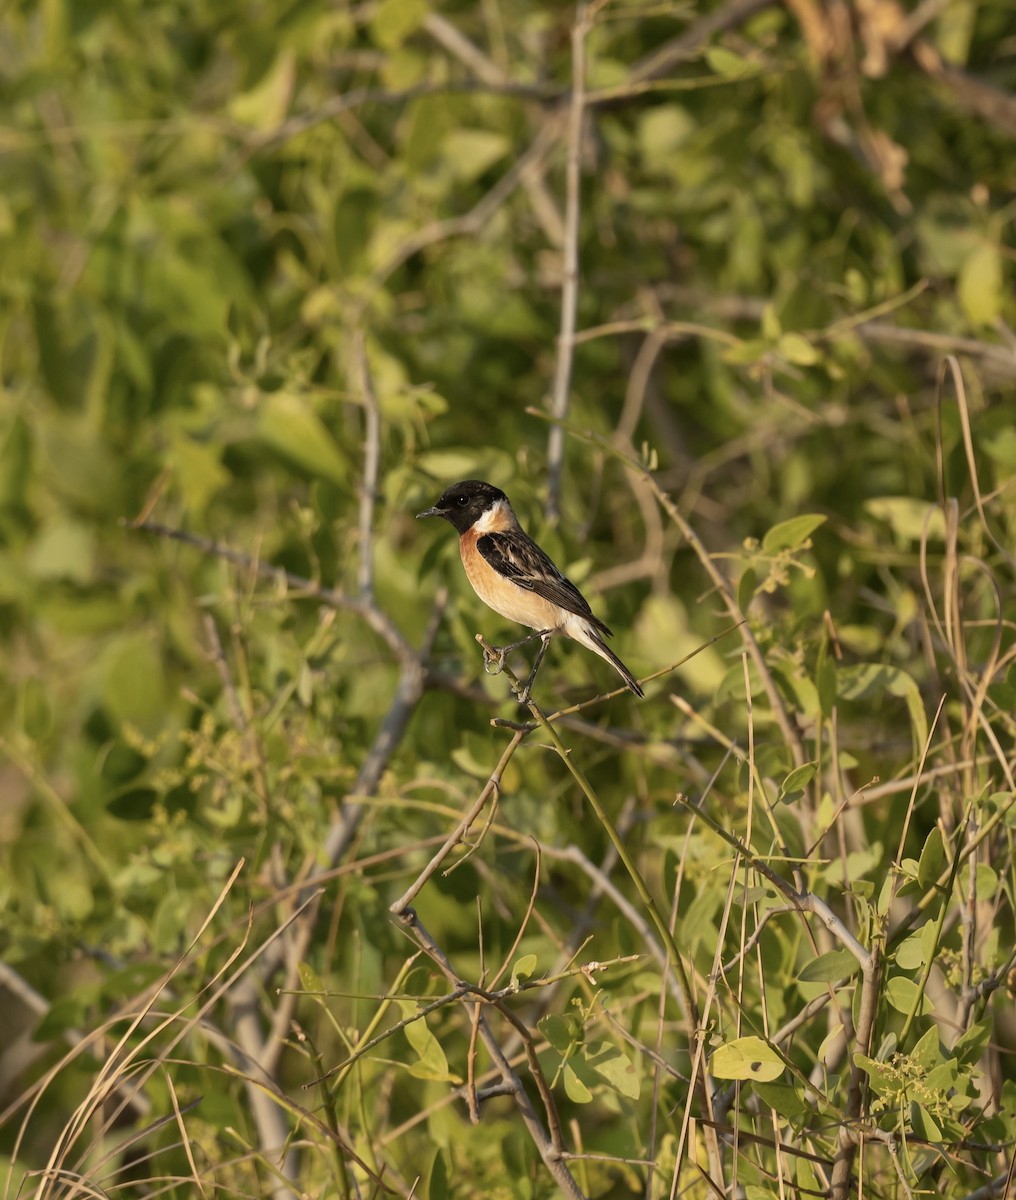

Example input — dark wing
[477,531,612,636]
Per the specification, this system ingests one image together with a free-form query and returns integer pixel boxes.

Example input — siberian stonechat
[418,480,644,699]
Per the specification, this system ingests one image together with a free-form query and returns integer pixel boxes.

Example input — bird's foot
[513,632,553,704]
[482,644,508,676]
[482,630,550,680]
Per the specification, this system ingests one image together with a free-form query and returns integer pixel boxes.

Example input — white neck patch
[474,498,511,533]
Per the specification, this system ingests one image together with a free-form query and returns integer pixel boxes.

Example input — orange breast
[459,531,563,631]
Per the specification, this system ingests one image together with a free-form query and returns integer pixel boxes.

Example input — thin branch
[676,794,874,983]
[128,515,442,1194]
[637,468,808,768]
[674,788,883,1200]
[421,12,507,85]
[644,284,1016,379]
[128,519,416,663]
[224,80,560,172]
[547,844,681,1006]
[913,44,1016,140]
[388,729,526,916]
[365,122,560,301]
[546,4,590,521]
[355,332,381,599]
[628,0,771,84]
[395,910,587,1200]
[421,12,565,246]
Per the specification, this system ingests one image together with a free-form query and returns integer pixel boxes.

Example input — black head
[416,480,509,534]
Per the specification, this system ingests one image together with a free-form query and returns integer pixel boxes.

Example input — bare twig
[913,48,1016,140]
[938,356,1016,572]
[546,4,591,521]
[129,493,441,1192]
[548,845,682,1005]
[421,12,565,246]
[224,80,560,173]
[628,0,772,84]
[355,332,381,599]
[366,122,560,302]
[395,910,587,1199]
[637,468,808,768]
[388,729,526,915]
[677,795,874,973]
[676,791,883,1200]
[641,284,1016,380]
[129,519,417,662]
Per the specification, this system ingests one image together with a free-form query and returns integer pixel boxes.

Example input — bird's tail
[571,623,644,698]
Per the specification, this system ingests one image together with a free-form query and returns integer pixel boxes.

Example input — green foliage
[2,1,1016,1198]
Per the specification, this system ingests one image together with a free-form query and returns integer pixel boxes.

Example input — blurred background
[1,1,1014,1196]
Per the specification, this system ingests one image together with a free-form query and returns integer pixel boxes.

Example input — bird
[417,479,644,699]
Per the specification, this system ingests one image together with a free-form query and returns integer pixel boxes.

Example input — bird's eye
[455,494,469,507]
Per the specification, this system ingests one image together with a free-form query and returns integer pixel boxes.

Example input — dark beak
[416,506,442,519]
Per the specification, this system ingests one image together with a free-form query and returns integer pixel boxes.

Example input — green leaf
[510,953,537,990]
[818,1022,845,1063]
[910,1102,942,1142]
[761,514,827,554]
[705,45,756,78]
[731,886,771,908]
[228,49,296,130]
[779,761,817,802]
[370,0,428,49]
[105,785,158,821]
[38,415,125,513]
[562,1063,593,1104]
[894,924,930,970]
[449,741,493,779]
[976,862,998,901]
[18,676,53,739]
[762,302,782,341]
[26,518,96,583]
[711,1036,784,1082]
[752,1080,810,1121]
[586,1041,640,1099]
[855,1051,895,1093]
[865,496,946,543]
[722,337,768,365]
[737,566,758,614]
[398,1001,457,1082]
[34,992,92,1041]
[442,130,510,184]
[0,413,31,509]
[952,1020,991,1065]
[817,658,837,717]
[777,332,819,365]
[836,664,928,753]
[539,1013,576,1055]
[982,426,1016,470]
[958,241,1002,326]
[884,975,932,1016]
[256,393,350,485]
[916,826,946,890]
[798,949,861,983]
[167,432,230,512]
[298,961,325,995]
[425,1147,450,1200]
[101,634,168,729]
[911,1025,942,1072]
[795,1156,824,1199]
[638,104,695,175]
